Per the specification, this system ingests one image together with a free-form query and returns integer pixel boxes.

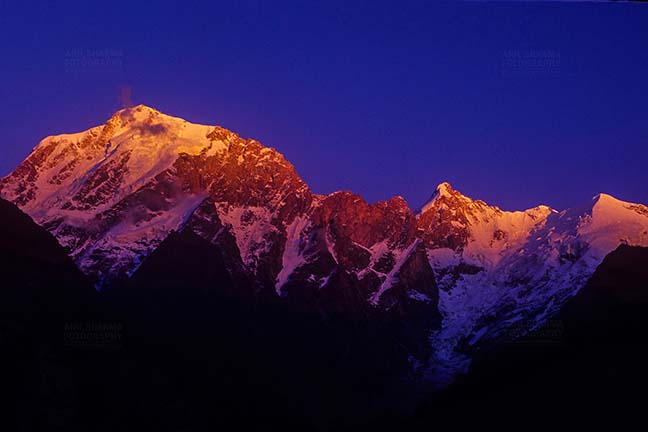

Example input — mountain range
[2,104,648,389]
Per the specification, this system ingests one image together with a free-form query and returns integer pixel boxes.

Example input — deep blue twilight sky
[1,1,647,211]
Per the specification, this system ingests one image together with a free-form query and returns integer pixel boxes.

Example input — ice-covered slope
[0,105,311,280]
[3,106,220,216]
[418,182,555,269]
[1,106,230,278]
[417,183,648,385]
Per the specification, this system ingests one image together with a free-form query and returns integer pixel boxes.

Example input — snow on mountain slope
[275,215,311,294]
[417,183,648,386]
[0,105,305,280]
[419,182,555,269]
[2,106,221,218]
[579,193,648,258]
[216,204,278,272]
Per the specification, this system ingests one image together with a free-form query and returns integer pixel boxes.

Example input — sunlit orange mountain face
[3,105,648,430]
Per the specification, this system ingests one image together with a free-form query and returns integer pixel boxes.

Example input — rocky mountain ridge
[2,104,647,384]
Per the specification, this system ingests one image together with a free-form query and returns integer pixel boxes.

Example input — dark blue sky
[1,1,647,211]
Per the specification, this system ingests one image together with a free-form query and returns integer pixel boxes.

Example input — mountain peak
[109,104,179,126]
[418,182,470,214]
[435,181,454,197]
[588,192,648,217]
[432,181,472,202]
[592,192,623,206]
[116,103,160,114]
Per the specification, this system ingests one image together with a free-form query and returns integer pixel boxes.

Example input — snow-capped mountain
[0,105,440,355]
[2,105,647,386]
[1,105,311,283]
[417,183,648,384]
